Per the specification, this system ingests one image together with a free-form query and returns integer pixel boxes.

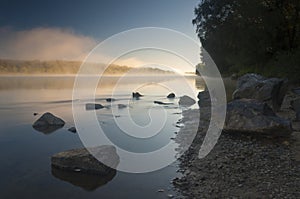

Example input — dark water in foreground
[0,75,235,199]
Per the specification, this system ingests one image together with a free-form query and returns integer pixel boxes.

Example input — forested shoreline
[193,0,300,82]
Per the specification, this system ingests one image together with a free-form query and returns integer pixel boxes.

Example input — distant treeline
[0,59,173,75]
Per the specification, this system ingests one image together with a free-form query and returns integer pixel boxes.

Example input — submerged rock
[224,99,292,137]
[233,73,288,112]
[85,103,104,110]
[167,93,176,98]
[32,112,65,134]
[51,145,119,175]
[117,104,127,109]
[179,95,196,106]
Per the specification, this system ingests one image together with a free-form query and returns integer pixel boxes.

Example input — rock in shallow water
[106,98,116,102]
[68,127,77,133]
[224,99,292,137]
[154,101,173,105]
[167,93,175,98]
[179,95,196,106]
[85,103,104,110]
[51,145,119,175]
[32,112,65,134]
[132,92,143,98]
[117,104,127,109]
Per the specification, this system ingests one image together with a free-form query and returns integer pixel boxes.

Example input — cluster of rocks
[31,91,197,184]
[32,112,120,181]
[173,73,300,198]
[86,92,196,110]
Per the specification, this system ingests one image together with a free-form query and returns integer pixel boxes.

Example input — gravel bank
[173,90,300,198]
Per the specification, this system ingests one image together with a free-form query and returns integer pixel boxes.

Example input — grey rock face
[85,103,104,110]
[32,112,65,134]
[233,73,288,112]
[179,95,196,106]
[51,145,119,175]
[224,99,292,136]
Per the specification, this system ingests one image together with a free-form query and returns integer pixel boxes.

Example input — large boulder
[179,95,196,106]
[232,73,288,112]
[224,99,292,137]
[51,145,119,175]
[32,112,65,134]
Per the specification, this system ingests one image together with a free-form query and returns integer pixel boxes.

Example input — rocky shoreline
[173,79,300,198]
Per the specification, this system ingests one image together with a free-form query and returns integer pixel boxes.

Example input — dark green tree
[193,0,300,80]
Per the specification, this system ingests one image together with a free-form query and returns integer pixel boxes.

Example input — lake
[0,75,221,199]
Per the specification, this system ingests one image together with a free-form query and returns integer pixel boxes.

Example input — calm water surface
[0,75,213,199]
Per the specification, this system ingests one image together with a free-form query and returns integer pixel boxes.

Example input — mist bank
[0,59,174,75]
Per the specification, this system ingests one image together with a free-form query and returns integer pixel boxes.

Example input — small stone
[282,141,289,146]
[68,127,77,133]
[132,92,143,98]
[167,93,176,98]
[157,189,164,192]
[106,98,116,102]
[167,194,174,198]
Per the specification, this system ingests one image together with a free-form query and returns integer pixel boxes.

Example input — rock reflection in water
[51,166,116,191]
[32,125,63,134]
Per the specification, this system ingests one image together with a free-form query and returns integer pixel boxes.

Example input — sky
[0,0,201,71]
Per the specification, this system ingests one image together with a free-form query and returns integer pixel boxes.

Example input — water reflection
[32,125,64,134]
[51,166,116,191]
